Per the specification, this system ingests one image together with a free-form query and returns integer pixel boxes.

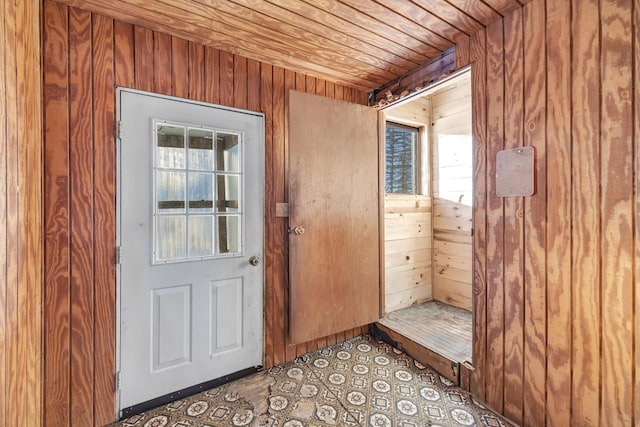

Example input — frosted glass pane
[157,170,186,213]
[189,216,214,257]
[189,128,214,170]
[156,216,186,261]
[216,133,240,172]
[217,216,240,254]
[216,174,239,213]
[188,172,214,212]
[156,124,185,169]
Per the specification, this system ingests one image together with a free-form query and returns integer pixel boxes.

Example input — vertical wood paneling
[188,42,204,101]
[545,0,572,425]
[2,0,42,424]
[114,22,134,88]
[571,1,601,424]
[43,2,70,425]
[153,32,171,95]
[522,1,546,425]
[133,27,153,92]
[283,69,296,362]
[219,51,233,106]
[0,3,7,425]
[272,66,286,365]
[260,63,274,368]
[484,17,505,413]
[41,3,383,423]
[171,37,188,98]
[233,55,247,109]
[458,0,640,425]
[92,13,116,425]
[599,0,633,424]
[502,8,525,424]
[469,27,487,400]
[204,47,219,105]
[635,3,640,424]
[68,8,95,424]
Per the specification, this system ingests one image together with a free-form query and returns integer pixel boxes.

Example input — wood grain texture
[599,0,633,424]
[0,3,6,425]
[171,37,188,98]
[454,36,471,69]
[544,1,572,424]
[522,1,546,425]
[43,3,70,424]
[42,3,375,423]
[153,32,171,95]
[188,42,205,101]
[571,1,601,424]
[469,28,487,401]
[68,8,95,424]
[288,90,379,344]
[2,0,43,424]
[502,9,525,424]
[484,17,505,414]
[635,3,640,425]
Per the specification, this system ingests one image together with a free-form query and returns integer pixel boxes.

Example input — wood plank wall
[456,0,639,425]
[384,195,433,312]
[430,75,473,310]
[383,99,433,313]
[0,0,44,425]
[42,1,368,424]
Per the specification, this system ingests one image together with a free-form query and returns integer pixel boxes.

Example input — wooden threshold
[371,322,460,386]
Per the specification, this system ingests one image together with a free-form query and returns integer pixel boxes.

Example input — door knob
[249,256,260,266]
[293,226,305,235]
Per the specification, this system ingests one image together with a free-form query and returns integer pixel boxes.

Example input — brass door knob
[293,226,305,235]
[249,256,260,266]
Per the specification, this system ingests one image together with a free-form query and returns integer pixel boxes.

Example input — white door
[117,89,264,412]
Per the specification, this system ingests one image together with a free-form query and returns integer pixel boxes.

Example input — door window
[154,121,242,263]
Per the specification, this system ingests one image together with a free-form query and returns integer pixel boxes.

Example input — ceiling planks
[53,0,532,91]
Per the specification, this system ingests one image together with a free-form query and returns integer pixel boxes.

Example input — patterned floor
[113,335,513,427]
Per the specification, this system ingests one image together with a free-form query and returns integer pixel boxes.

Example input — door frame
[378,65,474,358]
[114,87,266,415]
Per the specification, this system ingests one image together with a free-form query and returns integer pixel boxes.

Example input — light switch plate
[496,146,535,197]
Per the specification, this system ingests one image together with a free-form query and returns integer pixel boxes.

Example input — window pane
[217,215,240,254]
[156,216,186,261]
[189,216,214,257]
[157,170,186,212]
[216,174,240,212]
[385,123,417,194]
[188,128,214,170]
[188,172,214,212]
[216,133,240,172]
[156,124,185,169]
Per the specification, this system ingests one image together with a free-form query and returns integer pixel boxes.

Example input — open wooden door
[288,90,380,344]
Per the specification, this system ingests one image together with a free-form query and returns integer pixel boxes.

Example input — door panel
[288,90,380,344]
[117,89,264,411]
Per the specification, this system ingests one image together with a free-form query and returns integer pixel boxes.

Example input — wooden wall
[430,75,473,311]
[456,0,639,425]
[384,195,433,312]
[0,0,44,425]
[383,98,432,313]
[42,1,368,424]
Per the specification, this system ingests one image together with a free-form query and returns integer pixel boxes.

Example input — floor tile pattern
[113,335,514,427]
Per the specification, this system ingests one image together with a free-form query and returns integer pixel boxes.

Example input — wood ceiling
[53,0,532,91]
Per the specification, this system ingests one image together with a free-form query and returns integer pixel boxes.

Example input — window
[385,122,419,194]
[153,121,243,263]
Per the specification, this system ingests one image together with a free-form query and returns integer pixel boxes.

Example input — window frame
[384,120,425,196]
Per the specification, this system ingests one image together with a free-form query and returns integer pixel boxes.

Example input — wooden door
[288,90,380,344]
[118,89,264,413]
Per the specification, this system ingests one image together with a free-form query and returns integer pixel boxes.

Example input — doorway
[116,89,264,415]
[378,70,473,367]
